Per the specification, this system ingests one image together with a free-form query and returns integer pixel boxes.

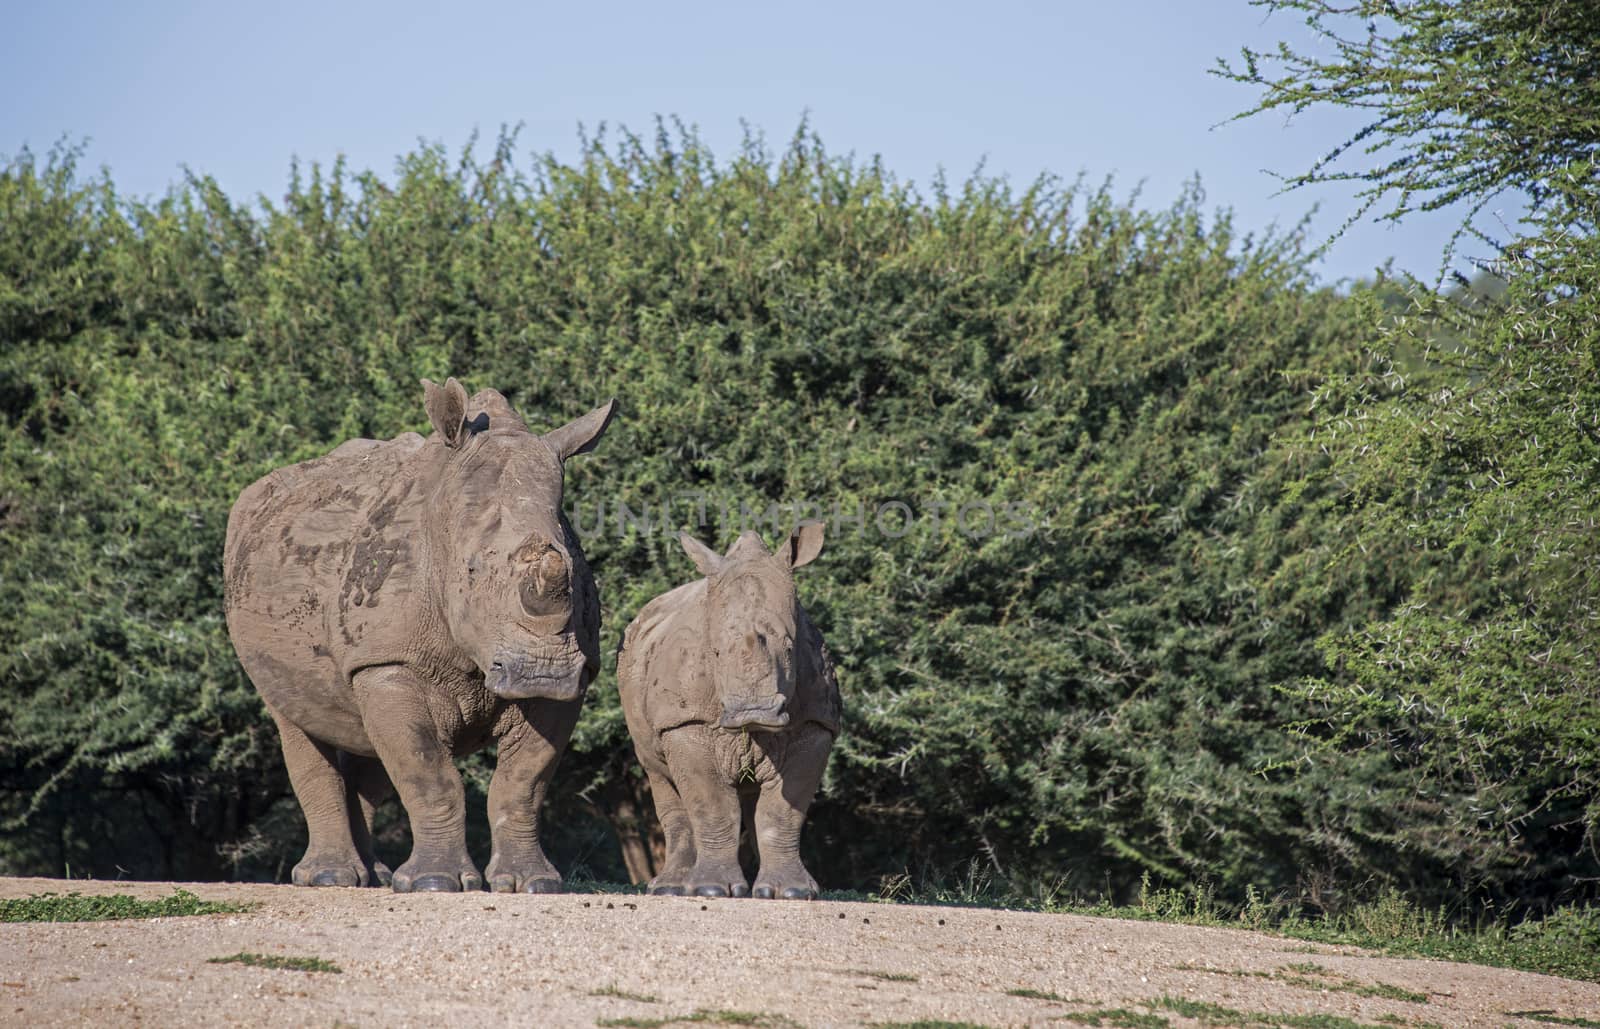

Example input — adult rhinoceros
[224,377,615,893]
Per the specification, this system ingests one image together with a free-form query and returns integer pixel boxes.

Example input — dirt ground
[2,877,1597,1028]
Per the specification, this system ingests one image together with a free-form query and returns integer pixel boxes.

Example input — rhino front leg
[661,724,748,898]
[340,751,395,887]
[484,698,580,894]
[643,767,696,895]
[353,665,482,893]
[271,711,371,887]
[752,725,833,901]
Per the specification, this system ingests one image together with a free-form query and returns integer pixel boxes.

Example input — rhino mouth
[486,653,586,701]
[720,696,790,731]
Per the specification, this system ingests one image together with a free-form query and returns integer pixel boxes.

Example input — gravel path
[2,876,1596,1027]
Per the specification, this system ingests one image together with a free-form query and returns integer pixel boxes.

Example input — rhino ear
[422,377,471,449]
[783,520,826,569]
[544,398,617,460]
[679,532,724,577]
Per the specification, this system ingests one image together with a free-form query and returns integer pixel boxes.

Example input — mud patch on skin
[340,534,409,610]
[284,588,321,631]
[336,481,415,611]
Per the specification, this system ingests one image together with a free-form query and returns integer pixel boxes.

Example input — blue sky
[4,0,1505,285]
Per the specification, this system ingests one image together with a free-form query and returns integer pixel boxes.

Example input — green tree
[1221,0,1600,908]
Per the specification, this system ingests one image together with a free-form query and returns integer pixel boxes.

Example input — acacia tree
[1221,0,1600,906]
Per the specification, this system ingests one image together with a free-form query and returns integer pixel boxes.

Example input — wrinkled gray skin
[224,377,615,893]
[617,524,841,899]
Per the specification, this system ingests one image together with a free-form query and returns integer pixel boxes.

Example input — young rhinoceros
[617,523,841,899]
[224,377,614,893]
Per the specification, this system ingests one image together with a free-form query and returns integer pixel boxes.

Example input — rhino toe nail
[780,887,817,901]
[694,884,730,898]
[649,885,687,897]
[490,877,516,894]
[310,869,356,888]
[373,863,394,887]
[521,878,563,895]
[411,874,464,893]
[730,883,751,898]
[752,885,776,899]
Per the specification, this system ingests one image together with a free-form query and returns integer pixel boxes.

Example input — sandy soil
[1,877,1596,1028]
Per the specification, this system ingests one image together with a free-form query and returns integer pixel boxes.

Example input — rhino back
[224,432,433,744]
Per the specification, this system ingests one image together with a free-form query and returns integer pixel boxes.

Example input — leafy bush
[0,122,1586,915]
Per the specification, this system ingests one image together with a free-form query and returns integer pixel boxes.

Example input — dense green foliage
[0,889,253,922]
[1221,0,1600,907]
[0,113,1591,919]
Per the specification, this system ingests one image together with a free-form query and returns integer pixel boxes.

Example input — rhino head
[422,377,615,702]
[679,522,826,731]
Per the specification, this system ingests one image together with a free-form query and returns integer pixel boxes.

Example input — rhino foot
[521,877,564,894]
[392,857,483,893]
[752,884,818,900]
[373,861,393,887]
[486,853,563,894]
[486,871,562,894]
[753,865,819,901]
[292,854,371,888]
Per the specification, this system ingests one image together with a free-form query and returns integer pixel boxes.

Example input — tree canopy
[1223,0,1600,906]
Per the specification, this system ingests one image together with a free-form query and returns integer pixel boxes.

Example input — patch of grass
[1175,961,1428,1004]
[1505,1014,1600,1028]
[0,889,255,923]
[1151,995,1402,1028]
[846,969,918,982]
[1006,987,1074,1002]
[596,1011,796,1028]
[1062,1008,1170,1028]
[207,952,341,973]
[869,1023,1000,1029]
[836,871,1600,985]
[565,878,649,896]
[590,985,661,1003]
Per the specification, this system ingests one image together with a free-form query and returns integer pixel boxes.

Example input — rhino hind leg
[353,665,483,893]
[341,752,395,887]
[660,725,749,898]
[272,712,373,888]
[643,768,696,896]
[484,699,579,894]
[751,724,833,901]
